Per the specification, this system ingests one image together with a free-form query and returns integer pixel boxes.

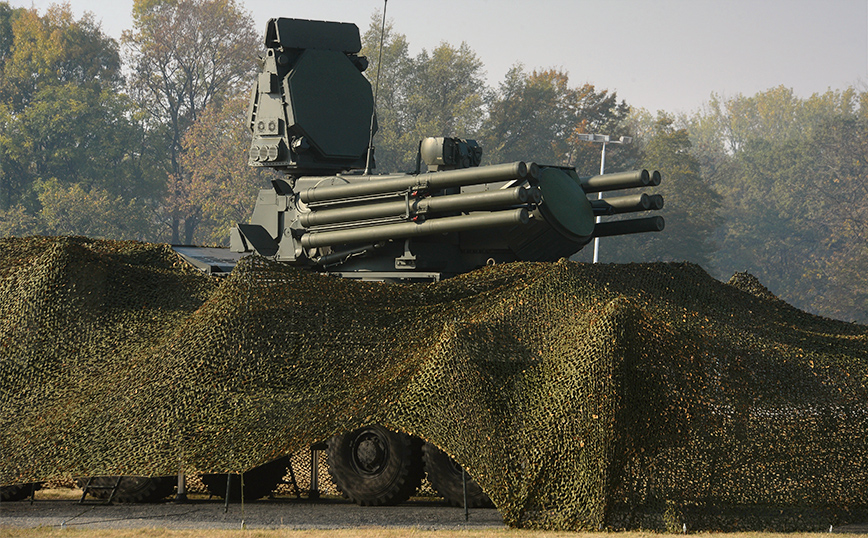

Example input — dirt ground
[0,491,503,532]
[3,489,868,536]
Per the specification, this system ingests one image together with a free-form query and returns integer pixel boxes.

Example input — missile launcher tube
[590,193,651,215]
[300,162,538,204]
[301,208,530,249]
[300,186,536,227]
[594,216,665,237]
[582,169,661,193]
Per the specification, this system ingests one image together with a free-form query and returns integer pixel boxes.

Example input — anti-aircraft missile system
[88,16,664,508]
[219,16,663,508]
[230,17,664,282]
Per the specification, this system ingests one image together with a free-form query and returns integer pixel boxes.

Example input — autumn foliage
[0,3,865,321]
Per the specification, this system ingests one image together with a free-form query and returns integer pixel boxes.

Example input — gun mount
[232,17,665,281]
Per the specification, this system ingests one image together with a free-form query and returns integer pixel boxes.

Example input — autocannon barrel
[300,186,537,227]
[301,208,530,249]
[299,162,539,204]
[594,216,665,237]
[590,193,653,215]
[582,169,661,193]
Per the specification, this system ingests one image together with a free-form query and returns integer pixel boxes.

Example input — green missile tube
[301,208,530,249]
[594,216,665,237]
[299,162,539,204]
[590,193,653,214]
[300,186,536,227]
[582,169,661,193]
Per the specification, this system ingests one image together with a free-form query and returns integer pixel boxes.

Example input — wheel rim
[350,428,390,476]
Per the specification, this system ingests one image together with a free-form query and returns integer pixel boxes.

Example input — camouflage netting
[1,236,866,531]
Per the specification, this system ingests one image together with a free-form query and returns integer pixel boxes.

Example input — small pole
[224,473,232,513]
[174,471,187,503]
[575,133,629,263]
[364,0,388,175]
[462,468,469,521]
[309,448,320,499]
[592,140,607,264]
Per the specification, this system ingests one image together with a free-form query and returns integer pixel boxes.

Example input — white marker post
[574,133,632,263]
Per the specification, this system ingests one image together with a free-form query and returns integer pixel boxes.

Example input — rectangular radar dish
[265,18,361,53]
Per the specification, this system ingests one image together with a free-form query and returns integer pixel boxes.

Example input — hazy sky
[8,0,868,114]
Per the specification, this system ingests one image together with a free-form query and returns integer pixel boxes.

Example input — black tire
[327,425,424,506]
[0,482,41,502]
[74,476,176,503]
[200,456,289,502]
[423,442,493,508]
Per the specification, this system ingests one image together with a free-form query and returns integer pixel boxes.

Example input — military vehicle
[76,16,664,508]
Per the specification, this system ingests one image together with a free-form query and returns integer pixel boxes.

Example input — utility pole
[574,134,632,263]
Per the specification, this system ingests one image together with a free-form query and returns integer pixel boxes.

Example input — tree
[0,2,20,69]
[0,203,38,238]
[0,3,127,210]
[360,15,488,172]
[482,66,570,165]
[405,42,487,141]
[360,14,414,173]
[799,91,868,322]
[481,66,631,172]
[586,113,721,266]
[179,96,274,245]
[686,87,868,323]
[0,3,121,111]
[35,179,155,239]
[565,84,634,175]
[123,0,259,243]
[3,83,147,195]
[360,15,631,175]
[0,3,155,239]
[713,137,820,300]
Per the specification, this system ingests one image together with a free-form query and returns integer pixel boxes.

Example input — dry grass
[2,528,865,538]
[26,487,224,501]
[27,487,81,500]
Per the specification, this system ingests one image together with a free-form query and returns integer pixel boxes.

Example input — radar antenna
[364,0,387,175]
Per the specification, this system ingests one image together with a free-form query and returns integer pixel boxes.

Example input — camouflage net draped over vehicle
[1,236,866,530]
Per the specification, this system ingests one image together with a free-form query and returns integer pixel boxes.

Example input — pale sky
[8,0,868,114]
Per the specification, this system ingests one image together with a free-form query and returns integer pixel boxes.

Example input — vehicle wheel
[327,425,424,506]
[0,482,41,502]
[74,476,176,503]
[200,456,289,502]
[423,442,492,508]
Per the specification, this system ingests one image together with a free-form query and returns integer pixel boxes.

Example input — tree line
[0,3,865,323]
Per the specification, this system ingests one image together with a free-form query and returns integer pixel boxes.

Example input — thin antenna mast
[364,0,387,175]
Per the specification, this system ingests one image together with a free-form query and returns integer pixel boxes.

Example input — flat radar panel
[286,49,374,160]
